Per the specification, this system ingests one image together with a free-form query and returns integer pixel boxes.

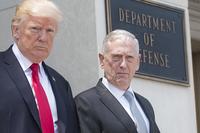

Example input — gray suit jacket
[75,79,160,133]
[0,46,79,133]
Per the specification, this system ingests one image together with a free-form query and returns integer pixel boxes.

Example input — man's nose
[120,58,127,68]
[38,30,48,41]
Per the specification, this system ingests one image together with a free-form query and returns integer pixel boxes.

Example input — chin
[35,52,49,58]
[33,56,47,63]
[117,80,129,86]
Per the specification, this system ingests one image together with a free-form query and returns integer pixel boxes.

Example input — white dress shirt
[12,43,58,133]
[102,77,150,133]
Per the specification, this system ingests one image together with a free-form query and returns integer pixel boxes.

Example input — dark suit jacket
[0,46,79,133]
[75,79,160,133]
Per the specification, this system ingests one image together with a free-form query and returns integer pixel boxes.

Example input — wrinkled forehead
[107,38,139,54]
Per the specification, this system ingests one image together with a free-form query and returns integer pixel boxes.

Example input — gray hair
[102,29,139,54]
[12,0,63,26]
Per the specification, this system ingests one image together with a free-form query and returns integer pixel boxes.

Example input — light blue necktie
[124,91,148,133]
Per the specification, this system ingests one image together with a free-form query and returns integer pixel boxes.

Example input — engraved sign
[105,0,188,85]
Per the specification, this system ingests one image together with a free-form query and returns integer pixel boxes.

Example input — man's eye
[112,56,121,62]
[127,56,136,62]
[47,29,54,32]
[30,27,41,33]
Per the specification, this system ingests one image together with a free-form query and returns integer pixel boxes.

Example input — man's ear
[136,54,141,71]
[12,25,20,39]
[99,53,104,69]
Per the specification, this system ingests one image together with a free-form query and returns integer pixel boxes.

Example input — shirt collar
[102,77,135,99]
[102,77,136,99]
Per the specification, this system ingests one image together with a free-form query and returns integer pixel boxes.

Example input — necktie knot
[30,63,39,73]
[124,91,134,103]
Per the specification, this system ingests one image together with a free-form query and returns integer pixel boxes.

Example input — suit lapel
[1,47,41,128]
[96,80,137,133]
[43,63,67,133]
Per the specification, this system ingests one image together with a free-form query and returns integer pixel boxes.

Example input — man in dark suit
[0,0,79,133]
[75,29,160,133]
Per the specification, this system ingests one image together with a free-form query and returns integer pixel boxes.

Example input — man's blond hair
[12,0,63,26]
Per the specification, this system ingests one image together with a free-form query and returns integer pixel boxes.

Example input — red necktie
[31,63,54,133]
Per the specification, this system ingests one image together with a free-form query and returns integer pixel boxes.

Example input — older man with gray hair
[75,29,160,133]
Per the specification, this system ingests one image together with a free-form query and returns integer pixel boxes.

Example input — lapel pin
[52,76,56,82]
